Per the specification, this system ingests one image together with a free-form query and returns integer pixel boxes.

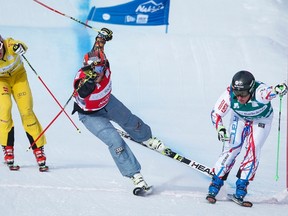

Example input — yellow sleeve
[0,38,26,75]
[6,37,28,52]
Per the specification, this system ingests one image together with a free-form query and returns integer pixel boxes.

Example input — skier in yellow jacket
[0,34,48,171]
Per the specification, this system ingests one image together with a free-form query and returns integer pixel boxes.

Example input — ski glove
[13,43,26,55]
[97,28,113,41]
[217,126,229,142]
[274,83,288,96]
[82,65,98,82]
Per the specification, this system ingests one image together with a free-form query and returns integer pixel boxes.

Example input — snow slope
[0,0,287,215]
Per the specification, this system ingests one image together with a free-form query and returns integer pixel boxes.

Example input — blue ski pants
[78,94,152,178]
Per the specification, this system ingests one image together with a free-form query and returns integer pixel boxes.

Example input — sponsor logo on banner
[87,0,170,27]
[136,1,165,13]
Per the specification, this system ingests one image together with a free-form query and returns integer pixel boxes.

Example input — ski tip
[8,165,20,171]
[206,194,217,204]
[133,187,142,196]
[133,185,153,196]
[242,201,253,207]
[39,166,49,172]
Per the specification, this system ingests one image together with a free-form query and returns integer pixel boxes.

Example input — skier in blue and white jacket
[206,70,287,203]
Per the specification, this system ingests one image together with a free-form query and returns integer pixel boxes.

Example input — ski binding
[227,194,253,207]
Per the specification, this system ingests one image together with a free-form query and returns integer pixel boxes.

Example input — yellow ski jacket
[0,37,28,77]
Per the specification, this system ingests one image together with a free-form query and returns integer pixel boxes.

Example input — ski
[39,165,49,172]
[227,194,253,207]
[4,162,49,171]
[117,129,214,177]
[206,194,217,204]
[133,185,153,196]
[8,164,20,171]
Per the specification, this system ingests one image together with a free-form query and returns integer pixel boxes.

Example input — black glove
[97,28,113,41]
[217,126,229,142]
[13,43,26,55]
[82,65,97,82]
[274,83,288,96]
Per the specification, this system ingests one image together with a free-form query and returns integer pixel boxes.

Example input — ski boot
[33,147,49,172]
[206,175,224,204]
[2,146,20,171]
[143,137,166,153]
[234,178,249,201]
[131,173,152,196]
[228,179,252,207]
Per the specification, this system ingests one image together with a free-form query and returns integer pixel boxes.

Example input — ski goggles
[233,89,250,97]
[93,65,105,74]
[95,37,106,44]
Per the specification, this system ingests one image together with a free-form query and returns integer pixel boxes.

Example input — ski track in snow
[0,183,287,205]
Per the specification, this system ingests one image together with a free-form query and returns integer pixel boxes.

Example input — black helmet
[231,70,255,96]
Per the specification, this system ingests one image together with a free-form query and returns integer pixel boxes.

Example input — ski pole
[33,0,100,32]
[26,94,74,151]
[275,95,283,181]
[27,77,90,151]
[221,134,230,152]
[222,141,225,152]
[22,54,81,133]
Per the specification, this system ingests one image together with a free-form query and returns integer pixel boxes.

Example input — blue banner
[87,0,170,28]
